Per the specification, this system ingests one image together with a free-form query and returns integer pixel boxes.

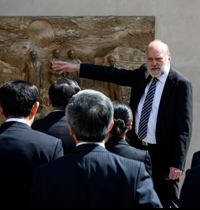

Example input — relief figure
[25,50,44,107]
[106,55,122,101]
[65,49,81,84]
[48,48,63,83]
[25,50,42,91]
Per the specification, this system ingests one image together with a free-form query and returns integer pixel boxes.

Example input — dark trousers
[128,136,179,208]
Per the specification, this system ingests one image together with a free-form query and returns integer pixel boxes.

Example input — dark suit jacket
[80,63,193,177]
[105,136,152,176]
[28,144,162,208]
[32,111,76,155]
[179,165,200,208]
[0,121,64,208]
[191,150,200,168]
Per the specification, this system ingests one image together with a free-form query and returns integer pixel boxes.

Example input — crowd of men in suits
[0,39,197,208]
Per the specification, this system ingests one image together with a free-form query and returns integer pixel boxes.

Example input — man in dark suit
[191,150,200,168]
[28,89,162,208]
[179,153,200,208]
[52,39,193,208]
[0,80,64,208]
[32,77,81,155]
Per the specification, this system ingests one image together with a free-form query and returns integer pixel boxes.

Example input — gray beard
[148,63,168,78]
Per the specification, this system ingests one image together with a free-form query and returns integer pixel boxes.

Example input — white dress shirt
[135,67,170,144]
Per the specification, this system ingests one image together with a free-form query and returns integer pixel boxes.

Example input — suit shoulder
[191,151,200,167]
[132,146,149,156]
[184,166,200,186]
[32,117,47,126]
[109,149,143,166]
[170,67,192,84]
[31,115,52,130]
[193,150,200,157]
[30,128,61,143]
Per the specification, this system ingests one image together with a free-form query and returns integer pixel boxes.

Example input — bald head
[147,39,170,57]
[146,39,171,77]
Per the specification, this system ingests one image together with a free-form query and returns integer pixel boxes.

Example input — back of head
[48,77,81,108]
[110,101,133,136]
[66,89,113,142]
[0,80,39,118]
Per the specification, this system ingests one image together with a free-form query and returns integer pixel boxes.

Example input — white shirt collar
[76,142,105,148]
[52,110,65,112]
[157,65,170,84]
[5,118,30,127]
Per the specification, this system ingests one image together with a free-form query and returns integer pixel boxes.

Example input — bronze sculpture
[48,48,63,83]
[107,55,122,101]
[65,49,81,83]
[25,50,43,91]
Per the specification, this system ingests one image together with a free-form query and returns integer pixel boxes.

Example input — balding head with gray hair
[147,39,170,56]
[66,89,113,142]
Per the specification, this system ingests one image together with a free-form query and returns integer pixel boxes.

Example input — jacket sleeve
[136,162,162,208]
[170,79,193,170]
[80,63,145,87]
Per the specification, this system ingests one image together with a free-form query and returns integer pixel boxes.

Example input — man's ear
[0,104,4,116]
[48,95,52,107]
[108,119,114,132]
[31,101,39,116]
[0,104,6,122]
[68,124,75,136]
[168,53,171,63]
[128,122,132,130]
[68,123,78,143]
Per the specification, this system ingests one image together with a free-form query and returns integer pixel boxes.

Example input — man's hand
[52,61,80,74]
[168,167,182,180]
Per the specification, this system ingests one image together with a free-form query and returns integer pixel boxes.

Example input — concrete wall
[1,0,200,190]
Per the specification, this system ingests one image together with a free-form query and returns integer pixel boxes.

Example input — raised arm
[52,61,147,87]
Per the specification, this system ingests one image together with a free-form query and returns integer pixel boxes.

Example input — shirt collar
[76,142,105,148]
[158,65,170,84]
[5,118,30,127]
[52,110,65,112]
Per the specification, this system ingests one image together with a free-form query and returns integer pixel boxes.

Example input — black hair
[48,77,81,108]
[0,80,39,118]
[110,101,133,136]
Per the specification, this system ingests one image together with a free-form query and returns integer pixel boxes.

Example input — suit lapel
[131,73,152,113]
[156,68,175,127]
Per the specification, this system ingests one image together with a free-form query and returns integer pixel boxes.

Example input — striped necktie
[138,77,158,140]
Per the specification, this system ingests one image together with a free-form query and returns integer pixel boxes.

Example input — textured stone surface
[0,16,154,123]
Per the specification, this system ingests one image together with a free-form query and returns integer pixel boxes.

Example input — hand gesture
[52,61,80,74]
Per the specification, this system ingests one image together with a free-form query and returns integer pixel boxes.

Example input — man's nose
[152,59,157,66]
